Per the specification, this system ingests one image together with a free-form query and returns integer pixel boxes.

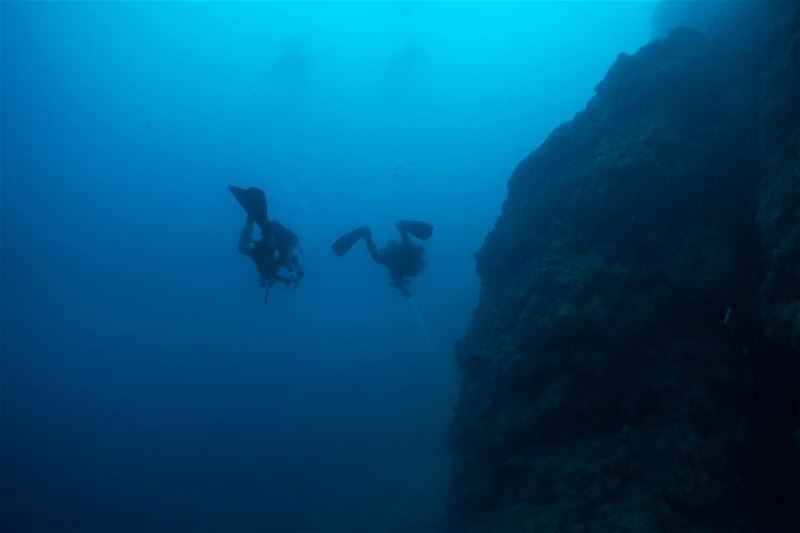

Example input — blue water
[1,2,655,530]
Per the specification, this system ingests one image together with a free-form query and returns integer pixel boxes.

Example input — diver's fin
[229,185,269,229]
[332,226,370,256]
[396,220,433,240]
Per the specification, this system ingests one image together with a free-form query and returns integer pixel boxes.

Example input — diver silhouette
[229,185,304,302]
[332,220,433,297]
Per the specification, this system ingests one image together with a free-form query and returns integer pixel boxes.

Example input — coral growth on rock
[449,3,800,531]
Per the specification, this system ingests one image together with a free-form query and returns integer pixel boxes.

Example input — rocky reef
[449,2,800,531]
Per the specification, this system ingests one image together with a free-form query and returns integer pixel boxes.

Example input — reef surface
[449,2,800,531]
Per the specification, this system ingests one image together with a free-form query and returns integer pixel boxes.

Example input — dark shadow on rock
[449,3,800,531]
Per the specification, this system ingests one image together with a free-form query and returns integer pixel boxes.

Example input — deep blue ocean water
[2,2,655,530]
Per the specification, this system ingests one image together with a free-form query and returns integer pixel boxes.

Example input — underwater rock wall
[757,3,800,351]
[449,3,800,531]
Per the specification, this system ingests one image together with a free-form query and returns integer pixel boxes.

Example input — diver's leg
[398,227,412,247]
[331,226,388,264]
[362,230,386,265]
[238,216,255,255]
[396,220,434,240]
[332,226,369,256]
[229,185,270,238]
[247,187,270,239]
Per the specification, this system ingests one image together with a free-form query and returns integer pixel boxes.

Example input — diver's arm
[363,231,387,265]
[399,227,412,247]
[238,217,255,255]
[289,250,305,288]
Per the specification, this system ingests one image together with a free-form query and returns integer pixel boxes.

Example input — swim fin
[332,226,370,256]
[229,185,269,229]
[396,220,433,240]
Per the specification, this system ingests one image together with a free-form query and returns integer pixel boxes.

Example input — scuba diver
[229,185,304,302]
[332,220,433,297]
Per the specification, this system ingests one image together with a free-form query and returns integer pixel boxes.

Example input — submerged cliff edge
[449,2,800,531]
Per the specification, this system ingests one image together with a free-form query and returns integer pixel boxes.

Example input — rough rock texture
[449,3,800,531]
[757,3,800,349]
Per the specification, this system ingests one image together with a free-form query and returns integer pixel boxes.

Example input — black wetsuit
[332,220,432,297]
[367,230,424,294]
[239,217,300,279]
[230,185,303,296]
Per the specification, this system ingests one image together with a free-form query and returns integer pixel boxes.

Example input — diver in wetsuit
[331,220,433,297]
[229,186,304,302]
